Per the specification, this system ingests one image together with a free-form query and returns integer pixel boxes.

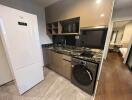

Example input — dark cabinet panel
[60,17,80,33]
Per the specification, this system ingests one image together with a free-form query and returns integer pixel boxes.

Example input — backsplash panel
[52,35,76,46]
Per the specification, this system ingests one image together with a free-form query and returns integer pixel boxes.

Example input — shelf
[47,28,52,30]
[60,17,80,34]
[53,27,58,30]
[52,29,58,34]
[46,17,80,35]
[47,23,52,28]
[47,29,52,34]
[52,33,79,35]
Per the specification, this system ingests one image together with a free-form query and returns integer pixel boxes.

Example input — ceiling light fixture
[96,0,102,4]
[100,14,105,17]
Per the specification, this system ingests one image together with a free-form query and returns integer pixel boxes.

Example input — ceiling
[34,0,132,9]
[114,0,132,9]
[113,21,131,29]
[34,0,60,7]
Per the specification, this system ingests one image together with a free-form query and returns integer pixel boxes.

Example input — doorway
[95,20,132,100]
[108,20,132,66]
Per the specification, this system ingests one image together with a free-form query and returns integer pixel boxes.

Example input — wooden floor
[95,52,132,100]
[1,52,132,100]
[0,68,92,100]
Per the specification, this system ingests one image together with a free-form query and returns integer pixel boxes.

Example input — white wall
[102,0,115,60]
[122,23,132,63]
[124,35,132,63]
[0,0,52,44]
[103,22,113,59]
[121,22,132,44]
[113,6,132,21]
[115,28,124,44]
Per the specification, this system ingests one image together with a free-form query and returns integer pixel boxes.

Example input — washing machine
[71,58,99,95]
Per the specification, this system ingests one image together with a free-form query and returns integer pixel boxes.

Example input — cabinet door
[62,59,72,80]
[46,50,54,69]
[46,51,71,80]
[47,50,63,73]
[53,52,63,73]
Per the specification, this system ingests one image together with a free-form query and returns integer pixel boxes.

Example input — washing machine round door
[73,64,93,86]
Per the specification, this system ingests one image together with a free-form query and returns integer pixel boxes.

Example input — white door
[0,5,44,94]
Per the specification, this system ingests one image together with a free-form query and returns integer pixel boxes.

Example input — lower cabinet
[47,50,62,72]
[46,50,72,80]
[61,57,72,80]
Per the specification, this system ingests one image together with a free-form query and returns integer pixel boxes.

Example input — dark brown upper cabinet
[46,17,80,35]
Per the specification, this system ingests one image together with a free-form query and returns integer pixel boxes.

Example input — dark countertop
[46,46,103,63]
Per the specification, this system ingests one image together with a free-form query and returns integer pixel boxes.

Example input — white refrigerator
[0,5,44,94]
[0,32,13,86]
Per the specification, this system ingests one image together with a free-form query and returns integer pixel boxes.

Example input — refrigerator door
[127,46,132,69]
[0,5,44,94]
[0,25,13,86]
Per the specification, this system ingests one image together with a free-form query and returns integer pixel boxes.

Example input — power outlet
[75,36,79,39]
